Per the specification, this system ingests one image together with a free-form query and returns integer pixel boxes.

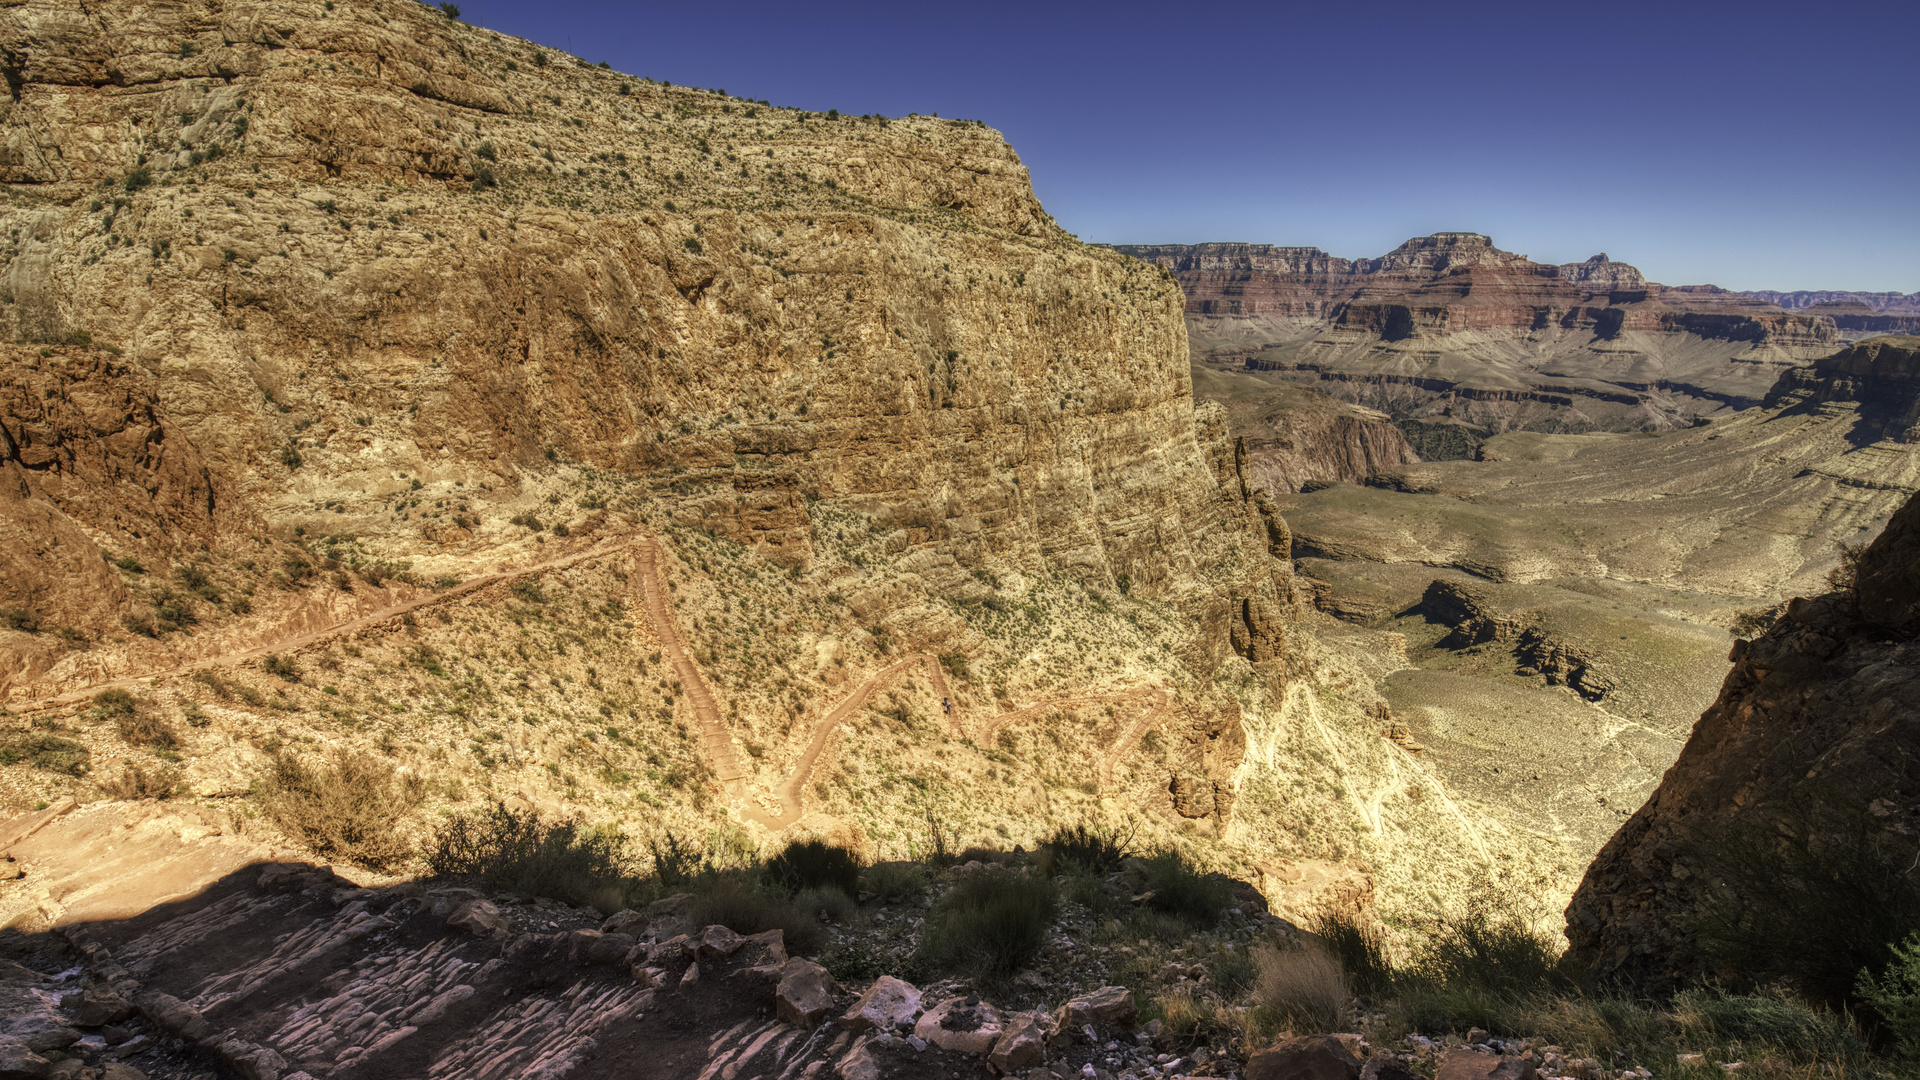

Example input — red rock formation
[1118,235,1836,349]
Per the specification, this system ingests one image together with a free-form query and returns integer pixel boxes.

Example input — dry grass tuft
[1252,939,1350,1033]
[259,749,424,870]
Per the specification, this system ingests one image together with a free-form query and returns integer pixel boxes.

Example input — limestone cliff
[1122,236,1842,452]
[1564,490,1920,993]
[1763,334,1920,444]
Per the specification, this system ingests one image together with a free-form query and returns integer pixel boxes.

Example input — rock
[446,900,507,937]
[988,1011,1047,1072]
[425,888,486,918]
[1361,1052,1419,1080]
[697,924,745,959]
[600,909,646,935]
[679,962,701,988]
[840,975,921,1032]
[584,932,635,966]
[648,935,693,963]
[914,996,1004,1055]
[631,966,668,989]
[1434,1049,1538,1080]
[733,929,787,969]
[647,895,697,939]
[408,984,475,1026]
[66,987,134,1027]
[1057,986,1135,1031]
[100,1066,148,1080]
[134,991,210,1042]
[776,959,835,1027]
[834,1042,881,1080]
[1245,1035,1363,1080]
[0,1042,51,1080]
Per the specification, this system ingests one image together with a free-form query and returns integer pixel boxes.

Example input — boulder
[988,1011,1048,1072]
[1057,986,1135,1031]
[914,996,1004,1055]
[1435,1049,1539,1080]
[1362,1052,1420,1080]
[600,909,647,935]
[776,959,836,1027]
[840,975,922,1032]
[100,1065,148,1080]
[647,893,697,938]
[734,928,787,969]
[697,924,745,959]
[0,1042,51,1080]
[1245,1035,1363,1080]
[647,934,693,963]
[446,900,507,937]
[835,1041,881,1080]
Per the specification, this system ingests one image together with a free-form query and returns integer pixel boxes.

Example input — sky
[449,0,1918,292]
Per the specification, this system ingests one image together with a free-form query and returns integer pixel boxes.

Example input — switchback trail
[2,536,631,717]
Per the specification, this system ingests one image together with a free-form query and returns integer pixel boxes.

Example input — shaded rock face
[1764,335,1920,444]
[1564,490,1920,992]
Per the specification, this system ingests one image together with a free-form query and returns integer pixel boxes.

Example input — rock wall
[0,0,1288,669]
[1564,490,1920,990]
[1764,334,1920,444]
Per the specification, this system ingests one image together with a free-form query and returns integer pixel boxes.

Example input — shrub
[1310,909,1396,997]
[261,654,300,682]
[0,734,90,775]
[429,803,639,911]
[689,880,827,955]
[115,710,179,751]
[862,861,930,904]
[123,167,152,193]
[1252,939,1349,1032]
[92,688,137,717]
[1,607,41,633]
[915,868,1056,983]
[1409,910,1566,999]
[1856,933,1920,1057]
[764,840,860,897]
[100,760,183,800]
[1043,821,1132,874]
[1138,850,1232,925]
[1674,988,1865,1062]
[260,750,423,870]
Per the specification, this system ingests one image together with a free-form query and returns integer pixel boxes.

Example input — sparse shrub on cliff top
[689,880,828,956]
[861,860,930,904]
[1309,908,1395,997]
[763,839,860,898]
[100,759,183,800]
[261,653,300,682]
[261,750,424,870]
[429,802,640,911]
[1137,850,1232,925]
[1252,938,1349,1033]
[1042,820,1133,874]
[914,867,1056,984]
[2,607,41,633]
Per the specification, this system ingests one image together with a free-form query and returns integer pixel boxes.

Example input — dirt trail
[1096,688,1173,789]
[969,687,1161,753]
[2,536,631,717]
[629,540,752,804]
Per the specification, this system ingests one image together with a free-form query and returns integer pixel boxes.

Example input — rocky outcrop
[1564,489,1920,992]
[1742,290,1920,316]
[1763,334,1920,444]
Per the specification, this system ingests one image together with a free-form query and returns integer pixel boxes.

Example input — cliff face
[1564,490,1920,992]
[0,0,1288,682]
[1123,236,1843,453]
[1764,335,1920,445]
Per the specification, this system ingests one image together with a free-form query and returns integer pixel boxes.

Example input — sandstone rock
[647,934,693,963]
[1361,1052,1419,1080]
[600,909,646,935]
[99,1065,147,1080]
[630,965,668,989]
[647,897,697,940]
[1245,1035,1363,1080]
[680,962,701,988]
[1434,1049,1538,1080]
[446,899,507,937]
[834,1041,881,1080]
[132,991,210,1041]
[697,924,745,959]
[407,984,475,1026]
[776,959,834,1027]
[66,987,133,1026]
[988,1011,1047,1072]
[0,1042,51,1080]
[1057,986,1135,1031]
[734,929,787,970]
[914,997,1003,1054]
[840,975,922,1031]
[584,932,636,966]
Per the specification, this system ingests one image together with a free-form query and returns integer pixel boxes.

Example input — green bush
[1138,850,1232,925]
[861,861,929,904]
[261,654,300,682]
[1673,988,1864,1062]
[1042,821,1132,874]
[1409,910,1568,999]
[763,839,860,897]
[0,734,90,775]
[262,750,423,870]
[915,868,1056,983]
[1311,909,1396,997]
[429,802,640,911]
[1857,933,1920,1057]
[92,688,137,717]
[689,879,826,956]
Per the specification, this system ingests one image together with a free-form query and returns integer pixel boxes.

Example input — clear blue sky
[451,0,1917,293]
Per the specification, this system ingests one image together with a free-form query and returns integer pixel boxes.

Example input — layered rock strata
[1564,489,1920,990]
[1763,334,1920,444]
